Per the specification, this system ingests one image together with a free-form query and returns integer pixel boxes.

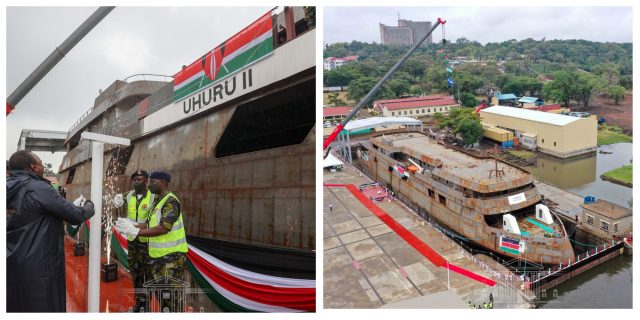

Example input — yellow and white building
[480,106,597,158]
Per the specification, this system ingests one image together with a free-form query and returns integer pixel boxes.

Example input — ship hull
[59,29,317,251]
[362,145,575,266]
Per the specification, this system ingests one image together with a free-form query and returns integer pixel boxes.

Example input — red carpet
[446,263,496,286]
[323,184,348,187]
[342,184,496,287]
[65,236,135,312]
[346,184,447,267]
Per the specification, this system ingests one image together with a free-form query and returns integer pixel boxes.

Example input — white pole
[81,132,130,313]
[88,141,104,313]
[447,262,450,290]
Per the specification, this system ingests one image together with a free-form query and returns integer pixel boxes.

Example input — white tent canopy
[323,153,344,168]
[343,116,422,132]
[336,116,423,164]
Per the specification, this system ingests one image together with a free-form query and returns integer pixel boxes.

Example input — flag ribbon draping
[109,227,315,312]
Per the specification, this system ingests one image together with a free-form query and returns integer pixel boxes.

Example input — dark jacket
[6,170,95,312]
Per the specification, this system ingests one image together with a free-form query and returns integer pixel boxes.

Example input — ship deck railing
[66,73,172,136]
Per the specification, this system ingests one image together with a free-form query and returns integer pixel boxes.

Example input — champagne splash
[102,146,124,265]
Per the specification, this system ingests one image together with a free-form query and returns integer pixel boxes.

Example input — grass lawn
[508,150,536,159]
[601,165,632,186]
[597,124,632,145]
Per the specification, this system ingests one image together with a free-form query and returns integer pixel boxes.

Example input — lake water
[537,254,632,308]
[527,143,632,209]
[527,143,633,308]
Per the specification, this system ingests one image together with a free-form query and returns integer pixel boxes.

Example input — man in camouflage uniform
[116,170,188,312]
[114,170,154,312]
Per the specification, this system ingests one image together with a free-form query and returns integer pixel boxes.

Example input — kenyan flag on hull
[499,236,522,255]
[173,11,274,101]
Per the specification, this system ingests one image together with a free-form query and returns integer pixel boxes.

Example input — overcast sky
[324,7,633,45]
[2,5,635,172]
[5,6,270,171]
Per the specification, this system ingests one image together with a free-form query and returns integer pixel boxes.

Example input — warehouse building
[480,106,597,158]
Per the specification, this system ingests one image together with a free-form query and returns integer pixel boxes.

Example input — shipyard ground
[323,166,534,309]
[65,236,134,312]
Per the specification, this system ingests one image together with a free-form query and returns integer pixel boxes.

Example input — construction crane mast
[7,7,115,116]
[323,17,446,150]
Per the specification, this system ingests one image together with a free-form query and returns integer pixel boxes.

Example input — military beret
[150,170,171,182]
[131,169,149,179]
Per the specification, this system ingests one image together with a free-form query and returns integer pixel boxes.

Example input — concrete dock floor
[323,165,533,309]
[535,180,584,219]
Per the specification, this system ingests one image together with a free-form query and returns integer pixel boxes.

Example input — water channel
[527,143,632,209]
[526,143,633,308]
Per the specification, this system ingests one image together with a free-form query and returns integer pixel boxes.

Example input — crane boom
[323,17,446,150]
[7,7,115,116]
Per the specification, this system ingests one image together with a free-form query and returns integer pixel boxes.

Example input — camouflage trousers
[147,252,187,312]
[127,239,151,306]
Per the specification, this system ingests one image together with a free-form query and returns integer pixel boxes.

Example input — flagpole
[447,261,450,290]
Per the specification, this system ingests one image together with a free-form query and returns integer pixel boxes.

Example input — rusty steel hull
[361,141,574,266]
[59,26,316,252]
[59,75,316,253]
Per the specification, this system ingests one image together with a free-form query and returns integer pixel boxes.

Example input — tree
[423,66,449,93]
[542,71,577,107]
[459,92,479,108]
[574,72,606,109]
[432,112,448,129]
[619,75,633,90]
[354,59,379,77]
[392,71,413,84]
[347,77,395,106]
[455,117,485,147]
[409,86,423,97]
[327,93,346,106]
[44,163,56,177]
[303,7,315,27]
[433,108,484,147]
[324,67,359,87]
[401,59,426,82]
[387,79,411,98]
[593,63,620,86]
[606,85,626,105]
[502,76,543,97]
[453,72,483,94]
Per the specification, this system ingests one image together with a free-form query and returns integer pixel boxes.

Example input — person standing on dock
[114,169,154,312]
[329,202,333,212]
[115,170,188,312]
[6,150,95,312]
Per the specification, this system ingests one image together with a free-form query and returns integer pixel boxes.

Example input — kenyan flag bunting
[109,229,316,312]
[186,245,315,312]
[173,10,274,101]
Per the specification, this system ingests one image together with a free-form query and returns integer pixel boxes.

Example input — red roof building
[373,95,459,117]
[323,106,352,121]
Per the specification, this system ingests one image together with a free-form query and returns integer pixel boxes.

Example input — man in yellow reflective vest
[114,169,154,312]
[115,170,188,312]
